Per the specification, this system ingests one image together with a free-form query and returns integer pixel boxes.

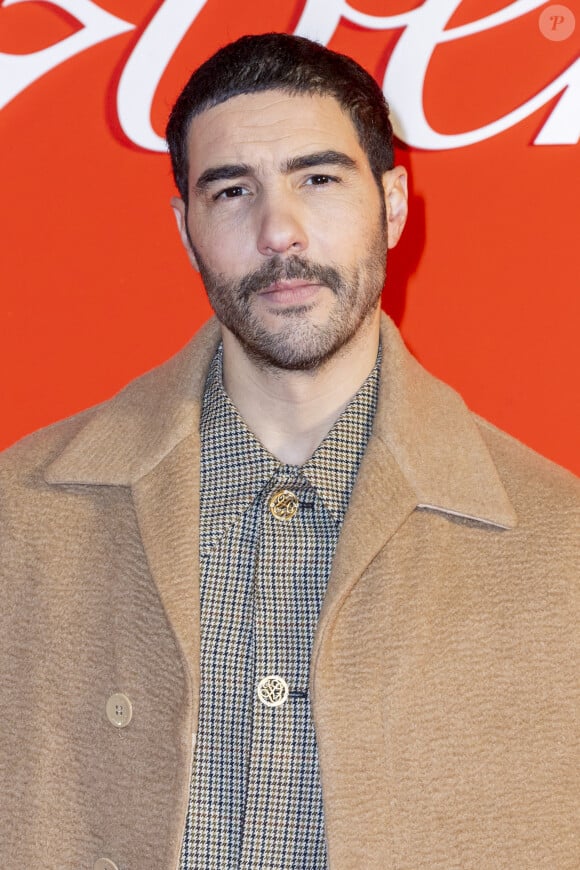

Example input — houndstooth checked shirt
[179,344,380,870]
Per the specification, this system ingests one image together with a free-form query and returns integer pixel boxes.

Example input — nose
[256,191,308,257]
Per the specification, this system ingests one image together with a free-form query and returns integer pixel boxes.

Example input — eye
[305,174,338,186]
[214,185,249,200]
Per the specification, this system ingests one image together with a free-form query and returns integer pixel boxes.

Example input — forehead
[186,90,364,173]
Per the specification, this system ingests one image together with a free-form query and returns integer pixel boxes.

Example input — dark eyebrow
[195,163,253,190]
[194,150,357,192]
[283,150,358,173]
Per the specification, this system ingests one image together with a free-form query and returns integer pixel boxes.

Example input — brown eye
[215,185,247,200]
[305,174,338,187]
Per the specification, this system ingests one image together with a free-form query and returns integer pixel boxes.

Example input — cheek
[313,220,373,267]
[188,210,256,274]
[311,192,380,249]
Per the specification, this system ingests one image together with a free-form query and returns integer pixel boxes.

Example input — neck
[220,310,381,466]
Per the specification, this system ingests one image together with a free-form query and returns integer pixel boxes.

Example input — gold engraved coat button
[105,692,133,728]
[257,675,289,707]
[269,489,298,520]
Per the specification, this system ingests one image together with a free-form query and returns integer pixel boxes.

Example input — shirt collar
[301,348,380,522]
[199,344,380,552]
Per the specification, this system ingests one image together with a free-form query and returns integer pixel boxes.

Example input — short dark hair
[166,32,394,203]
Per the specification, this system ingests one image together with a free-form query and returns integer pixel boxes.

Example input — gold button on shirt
[269,489,299,520]
[179,344,380,870]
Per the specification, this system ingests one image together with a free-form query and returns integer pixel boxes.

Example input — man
[0,32,577,870]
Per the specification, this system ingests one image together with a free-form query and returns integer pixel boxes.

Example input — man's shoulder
[0,406,98,486]
[474,413,579,520]
[0,318,221,485]
[376,315,577,532]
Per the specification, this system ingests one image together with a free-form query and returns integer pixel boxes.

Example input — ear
[382,167,408,250]
[170,195,200,272]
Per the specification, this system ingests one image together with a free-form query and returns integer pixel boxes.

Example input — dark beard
[192,246,387,372]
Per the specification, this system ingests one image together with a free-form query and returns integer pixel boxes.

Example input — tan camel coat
[1,315,578,869]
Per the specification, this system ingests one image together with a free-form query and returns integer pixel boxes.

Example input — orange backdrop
[1,0,578,473]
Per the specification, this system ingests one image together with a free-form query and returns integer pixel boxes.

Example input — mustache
[237,256,344,301]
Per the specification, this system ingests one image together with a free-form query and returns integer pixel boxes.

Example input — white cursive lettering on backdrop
[296,0,580,147]
[116,0,209,150]
[380,0,580,147]
[1,0,578,150]
[0,0,134,111]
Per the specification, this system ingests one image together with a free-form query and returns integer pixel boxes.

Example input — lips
[257,279,323,304]
[235,255,343,302]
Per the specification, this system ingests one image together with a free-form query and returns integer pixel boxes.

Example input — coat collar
[45,318,221,487]
[375,315,516,530]
[44,313,516,530]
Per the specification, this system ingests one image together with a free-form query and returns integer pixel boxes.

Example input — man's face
[172,90,407,371]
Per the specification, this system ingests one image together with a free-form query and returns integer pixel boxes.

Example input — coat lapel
[44,319,222,693]
[312,436,417,678]
[313,314,517,678]
[131,434,201,698]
